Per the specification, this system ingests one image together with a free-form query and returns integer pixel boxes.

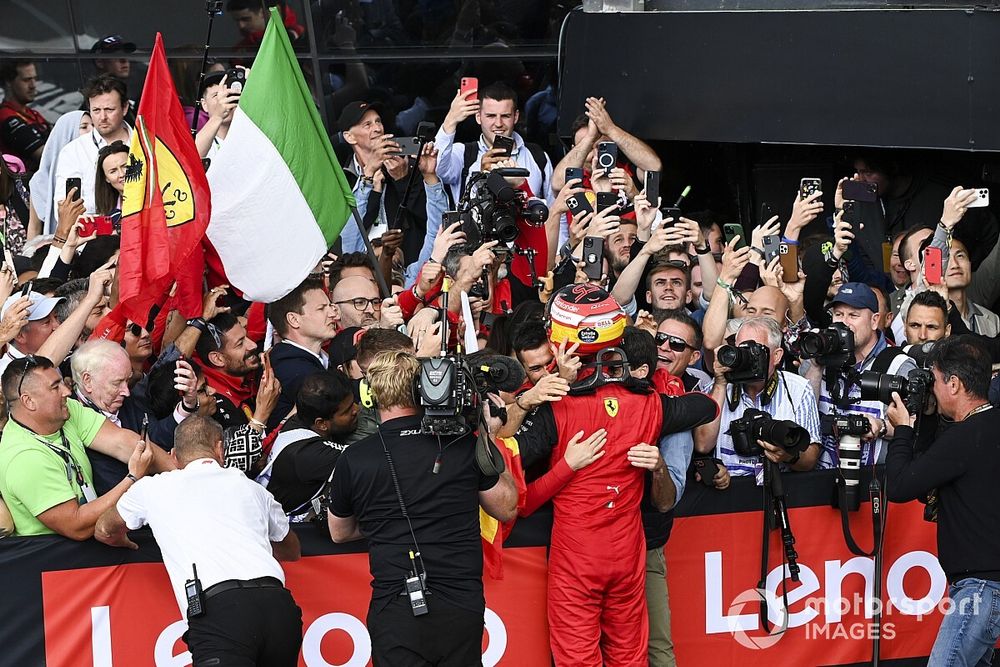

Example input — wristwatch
[695,244,711,255]
[875,418,888,439]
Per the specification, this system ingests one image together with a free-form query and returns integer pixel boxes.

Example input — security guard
[96,416,303,666]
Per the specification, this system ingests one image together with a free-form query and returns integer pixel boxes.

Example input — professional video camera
[798,322,854,367]
[717,341,769,384]
[727,408,810,458]
[859,368,933,415]
[416,349,525,436]
[448,168,548,247]
[825,413,870,512]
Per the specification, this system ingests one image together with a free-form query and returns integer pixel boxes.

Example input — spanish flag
[117,33,210,326]
[481,436,527,579]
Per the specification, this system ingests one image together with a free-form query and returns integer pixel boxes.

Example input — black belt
[203,576,283,601]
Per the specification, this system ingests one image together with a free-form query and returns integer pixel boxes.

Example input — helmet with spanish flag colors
[546,283,627,355]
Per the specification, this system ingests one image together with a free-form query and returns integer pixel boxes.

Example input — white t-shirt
[116,458,289,618]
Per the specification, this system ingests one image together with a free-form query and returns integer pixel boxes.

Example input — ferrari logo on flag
[604,398,619,417]
[121,118,196,227]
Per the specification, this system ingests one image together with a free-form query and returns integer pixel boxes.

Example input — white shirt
[116,458,289,618]
[0,343,25,379]
[53,124,132,216]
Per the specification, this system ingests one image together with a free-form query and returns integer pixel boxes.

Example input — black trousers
[368,595,485,667]
[184,585,302,667]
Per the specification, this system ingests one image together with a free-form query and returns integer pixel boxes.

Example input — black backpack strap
[524,142,549,197]
[459,141,480,200]
[871,345,906,375]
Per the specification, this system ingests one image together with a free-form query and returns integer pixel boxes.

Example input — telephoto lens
[859,371,907,405]
[831,415,870,511]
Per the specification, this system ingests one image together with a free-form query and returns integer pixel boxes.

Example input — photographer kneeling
[886,335,1000,666]
[696,317,823,485]
[327,350,517,666]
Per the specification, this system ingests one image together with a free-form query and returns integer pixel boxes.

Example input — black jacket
[268,341,327,430]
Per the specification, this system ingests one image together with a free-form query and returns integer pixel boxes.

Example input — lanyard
[14,419,95,504]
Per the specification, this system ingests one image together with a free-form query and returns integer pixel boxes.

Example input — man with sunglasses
[652,310,712,394]
[695,317,823,487]
[0,355,174,538]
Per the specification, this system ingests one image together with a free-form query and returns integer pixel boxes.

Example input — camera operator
[805,283,917,467]
[327,350,517,665]
[696,317,823,483]
[885,336,1000,666]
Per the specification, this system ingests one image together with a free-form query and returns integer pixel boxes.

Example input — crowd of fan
[3,7,1000,664]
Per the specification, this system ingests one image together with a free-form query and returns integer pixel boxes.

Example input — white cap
[1,291,64,322]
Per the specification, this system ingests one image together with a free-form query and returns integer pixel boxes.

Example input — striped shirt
[817,333,916,468]
[713,371,823,481]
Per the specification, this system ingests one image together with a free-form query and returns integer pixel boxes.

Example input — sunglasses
[15,354,40,396]
[655,332,695,352]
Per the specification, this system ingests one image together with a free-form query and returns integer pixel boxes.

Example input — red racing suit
[516,384,717,666]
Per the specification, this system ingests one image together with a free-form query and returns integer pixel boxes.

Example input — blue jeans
[929,578,1000,667]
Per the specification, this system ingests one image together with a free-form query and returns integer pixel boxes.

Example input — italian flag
[207,7,355,303]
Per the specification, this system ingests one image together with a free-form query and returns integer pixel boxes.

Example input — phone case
[842,180,878,203]
[565,167,584,185]
[460,77,478,101]
[493,135,515,157]
[923,246,943,285]
[662,206,681,227]
[968,188,990,208]
[882,240,893,273]
[597,192,618,212]
[762,235,781,265]
[779,243,799,282]
[693,457,720,486]
[566,193,593,217]
[723,224,746,249]
[799,178,821,200]
[644,171,661,207]
[596,142,618,173]
[583,236,604,280]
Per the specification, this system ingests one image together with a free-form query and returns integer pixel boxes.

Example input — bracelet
[53,235,68,244]
[515,394,531,411]
[780,237,799,246]
[126,473,139,483]
[412,284,427,305]
[186,317,207,333]
[249,418,266,429]
[716,277,732,291]
[750,247,765,258]
[695,244,711,255]
[180,399,200,413]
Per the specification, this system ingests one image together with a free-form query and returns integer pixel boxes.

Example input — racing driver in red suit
[512,284,718,666]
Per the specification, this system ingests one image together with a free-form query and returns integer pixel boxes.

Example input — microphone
[468,352,526,393]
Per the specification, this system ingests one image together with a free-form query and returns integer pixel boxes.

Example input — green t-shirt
[0,399,106,536]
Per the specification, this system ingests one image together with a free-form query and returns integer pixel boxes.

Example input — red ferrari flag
[117,33,210,326]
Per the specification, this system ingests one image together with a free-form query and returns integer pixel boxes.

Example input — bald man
[331,276,381,329]
[744,286,790,324]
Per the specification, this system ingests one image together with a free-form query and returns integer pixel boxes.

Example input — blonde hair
[367,349,419,409]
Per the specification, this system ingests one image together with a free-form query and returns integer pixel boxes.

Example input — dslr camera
[825,413,871,512]
[798,323,855,368]
[717,341,770,384]
[727,408,811,457]
[859,368,934,415]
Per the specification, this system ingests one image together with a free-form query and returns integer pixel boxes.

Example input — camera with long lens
[859,368,933,415]
[827,414,870,511]
[798,323,855,367]
[450,169,549,247]
[717,341,770,384]
[727,408,811,458]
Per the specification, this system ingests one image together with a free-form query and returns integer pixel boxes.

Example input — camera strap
[837,470,885,558]
[757,470,792,635]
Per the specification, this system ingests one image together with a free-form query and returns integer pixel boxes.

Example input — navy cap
[829,282,878,313]
[91,35,137,54]
[336,101,383,131]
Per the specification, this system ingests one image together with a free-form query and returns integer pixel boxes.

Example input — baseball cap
[1,291,64,322]
[91,35,137,54]
[829,282,878,313]
[330,327,364,367]
[336,101,383,131]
